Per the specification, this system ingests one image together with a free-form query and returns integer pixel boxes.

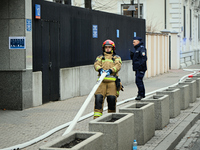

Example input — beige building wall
[146,0,200,68]
[145,0,165,32]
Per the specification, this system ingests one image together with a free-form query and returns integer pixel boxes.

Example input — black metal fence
[32,0,145,71]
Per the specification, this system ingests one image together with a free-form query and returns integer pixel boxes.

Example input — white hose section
[62,72,107,136]
[2,70,199,150]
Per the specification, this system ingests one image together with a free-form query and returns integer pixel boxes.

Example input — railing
[180,49,200,67]
[180,51,194,64]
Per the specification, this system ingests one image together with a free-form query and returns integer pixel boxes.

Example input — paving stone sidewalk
[1,64,200,150]
[175,120,200,150]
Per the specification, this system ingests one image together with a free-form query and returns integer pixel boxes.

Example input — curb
[154,104,200,150]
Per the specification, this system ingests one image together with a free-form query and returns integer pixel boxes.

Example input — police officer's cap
[133,37,142,41]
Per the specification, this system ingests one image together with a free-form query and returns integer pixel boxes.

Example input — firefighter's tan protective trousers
[94,81,119,119]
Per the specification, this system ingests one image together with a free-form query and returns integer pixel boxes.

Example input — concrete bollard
[186,77,200,98]
[119,102,155,145]
[194,73,200,77]
[89,113,134,150]
[179,80,196,103]
[169,84,190,110]
[39,131,103,150]
[156,88,181,118]
[142,95,169,130]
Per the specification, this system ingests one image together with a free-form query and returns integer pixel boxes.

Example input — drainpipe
[137,0,140,18]
[165,0,166,29]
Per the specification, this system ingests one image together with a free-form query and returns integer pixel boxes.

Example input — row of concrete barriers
[39,73,200,150]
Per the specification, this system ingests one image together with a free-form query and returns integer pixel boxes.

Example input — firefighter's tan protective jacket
[94,52,122,82]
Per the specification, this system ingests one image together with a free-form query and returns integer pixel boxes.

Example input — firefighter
[130,36,147,100]
[93,39,122,119]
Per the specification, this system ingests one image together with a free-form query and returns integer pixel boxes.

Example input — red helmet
[102,39,115,51]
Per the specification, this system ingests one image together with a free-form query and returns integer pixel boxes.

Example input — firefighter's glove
[105,69,112,77]
[99,69,104,75]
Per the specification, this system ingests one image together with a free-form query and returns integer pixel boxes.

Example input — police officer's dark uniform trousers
[130,40,147,99]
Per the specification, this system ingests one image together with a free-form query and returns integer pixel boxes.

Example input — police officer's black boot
[135,95,144,100]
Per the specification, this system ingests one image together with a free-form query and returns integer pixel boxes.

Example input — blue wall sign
[26,19,32,32]
[117,29,119,38]
[134,32,136,37]
[9,37,26,49]
[181,26,183,32]
[35,4,41,19]
[93,25,98,38]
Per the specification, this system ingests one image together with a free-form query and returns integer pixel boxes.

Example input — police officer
[130,37,147,100]
[93,39,122,119]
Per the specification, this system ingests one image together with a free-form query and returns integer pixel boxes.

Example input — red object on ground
[188,75,193,78]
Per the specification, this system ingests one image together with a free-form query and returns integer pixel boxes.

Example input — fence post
[170,31,180,69]
[160,34,164,74]
[160,29,170,71]
[165,34,169,72]
[146,33,152,78]
[156,34,160,75]
[153,34,157,76]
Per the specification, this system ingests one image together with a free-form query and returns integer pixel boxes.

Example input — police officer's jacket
[94,51,122,82]
[130,41,147,71]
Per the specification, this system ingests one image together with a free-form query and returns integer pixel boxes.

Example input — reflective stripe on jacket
[94,52,122,82]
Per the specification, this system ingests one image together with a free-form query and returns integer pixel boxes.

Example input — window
[54,0,62,3]
[121,4,143,18]
[54,0,71,5]
[85,0,92,9]
[64,0,71,5]
[134,4,143,18]
[122,5,133,17]
[183,6,186,38]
